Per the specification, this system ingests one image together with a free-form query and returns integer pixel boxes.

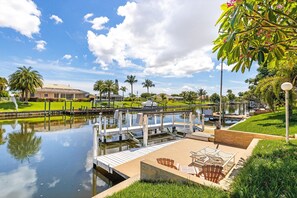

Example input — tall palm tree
[0,77,8,91]
[142,79,155,93]
[197,88,207,104]
[93,80,105,102]
[125,75,137,96]
[9,66,43,102]
[8,127,42,162]
[120,86,127,99]
[104,80,116,107]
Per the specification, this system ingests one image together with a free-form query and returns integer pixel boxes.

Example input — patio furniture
[190,147,236,174]
[179,165,199,175]
[197,165,225,183]
[156,158,179,170]
[190,147,220,166]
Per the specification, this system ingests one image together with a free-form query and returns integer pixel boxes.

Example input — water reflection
[7,131,42,162]
[0,127,6,145]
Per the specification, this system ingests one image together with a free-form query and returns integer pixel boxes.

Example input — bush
[0,91,9,97]
[140,93,151,99]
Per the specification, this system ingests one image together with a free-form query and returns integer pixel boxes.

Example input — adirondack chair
[197,165,225,183]
[156,158,179,170]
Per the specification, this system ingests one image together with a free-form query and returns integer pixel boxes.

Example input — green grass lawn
[230,110,297,136]
[108,181,228,198]
[0,100,211,112]
[231,139,297,197]
[0,101,93,112]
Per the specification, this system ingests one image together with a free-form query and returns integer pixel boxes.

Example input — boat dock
[94,141,178,178]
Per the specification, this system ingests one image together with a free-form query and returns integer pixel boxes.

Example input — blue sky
[0,0,258,96]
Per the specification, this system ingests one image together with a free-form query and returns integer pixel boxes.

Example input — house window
[44,94,48,97]
[30,93,35,97]
[54,93,59,98]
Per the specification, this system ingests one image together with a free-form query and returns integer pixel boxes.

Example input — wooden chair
[197,165,225,183]
[156,158,179,170]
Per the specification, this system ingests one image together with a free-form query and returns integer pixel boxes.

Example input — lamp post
[281,82,293,143]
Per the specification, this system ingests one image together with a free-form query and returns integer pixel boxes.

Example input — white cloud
[215,63,234,72]
[35,40,46,51]
[181,85,195,91]
[50,15,63,24]
[47,177,60,188]
[0,0,41,38]
[63,54,72,60]
[87,0,225,76]
[84,13,109,30]
[0,166,37,198]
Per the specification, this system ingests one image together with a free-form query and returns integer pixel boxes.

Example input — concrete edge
[92,175,140,198]
[215,129,286,139]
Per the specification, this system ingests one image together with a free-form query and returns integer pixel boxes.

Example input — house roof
[36,84,88,94]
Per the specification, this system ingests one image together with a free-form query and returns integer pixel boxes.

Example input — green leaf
[258,51,264,65]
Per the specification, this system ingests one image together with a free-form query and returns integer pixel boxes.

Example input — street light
[281,82,293,143]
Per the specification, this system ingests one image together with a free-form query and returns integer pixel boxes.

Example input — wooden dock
[94,140,178,177]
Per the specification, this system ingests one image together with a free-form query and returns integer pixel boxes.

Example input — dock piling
[201,114,205,132]
[93,123,100,159]
[189,112,193,133]
[143,114,148,147]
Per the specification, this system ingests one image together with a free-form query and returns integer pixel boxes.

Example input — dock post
[161,113,164,130]
[154,114,157,124]
[198,112,201,124]
[49,101,51,116]
[189,112,193,133]
[143,114,148,147]
[103,116,107,143]
[183,113,186,131]
[119,111,122,141]
[129,114,132,127]
[93,123,99,160]
[44,99,46,116]
[172,113,175,126]
[201,114,205,132]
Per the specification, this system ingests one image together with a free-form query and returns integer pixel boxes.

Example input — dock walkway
[94,140,178,177]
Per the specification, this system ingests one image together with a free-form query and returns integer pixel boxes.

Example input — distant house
[101,94,124,101]
[31,84,89,100]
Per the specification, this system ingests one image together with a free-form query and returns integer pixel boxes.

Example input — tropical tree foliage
[227,89,236,102]
[210,93,220,103]
[158,93,168,107]
[9,66,43,102]
[93,80,105,101]
[142,79,155,93]
[120,86,127,99]
[0,128,6,145]
[114,79,119,95]
[0,77,8,91]
[214,0,297,72]
[181,91,197,104]
[104,80,117,107]
[125,75,137,96]
[197,88,207,103]
[8,130,42,162]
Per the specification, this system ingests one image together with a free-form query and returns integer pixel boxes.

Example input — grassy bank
[0,100,213,112]
[231,140,297,197]
[108,140,297,197]
[230,110,297,136]
[108,181,228,198]
[0,101,93,112]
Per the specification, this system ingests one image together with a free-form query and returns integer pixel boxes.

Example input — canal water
[0,105,247,198]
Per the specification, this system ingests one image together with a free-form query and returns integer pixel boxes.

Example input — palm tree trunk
[25,90,29,103]
[147,87,149,93]
[99,92,102,102]
[21,90,25,101]
[131,84,133,96]
[108,91,111,107]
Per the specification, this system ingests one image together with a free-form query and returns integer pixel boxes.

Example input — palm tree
[9,66,43,102]
[93,80,105,102]
[0,127,6,145]
[120,86,127,99]
[197,88,207,104]
[0,77,8,91]
[8,128,42,162]
[142,79,155,93]
[104,80,116,107]
[125,75,137,96]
